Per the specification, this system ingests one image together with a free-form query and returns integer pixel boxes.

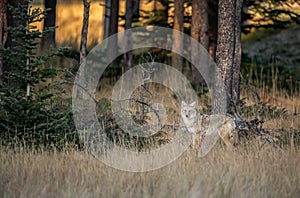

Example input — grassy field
[1,62,299,197]
[1,76,299,197]
[1,85,300,197]
[0,144,299,197]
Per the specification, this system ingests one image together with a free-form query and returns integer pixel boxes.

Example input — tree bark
[124,0,133,73]
[41,0,56,51]
[197,0,209,49]
[172,0,184,72]
[208,0,218,59]
[123,0,139,73]
[108,0,119,60]
[80,0,90,63]
[77,0,90,99]
[104,0,119,37]
[191,0,209,84]
[232,0,243,105]
[0,0,8,84]
[109,0,119,36]
[103,0,111,39]
[215,0,243,110]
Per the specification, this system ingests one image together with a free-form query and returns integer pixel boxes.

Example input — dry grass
[0,144,299,198]
[1,84,300,197]
[1,71,300,197]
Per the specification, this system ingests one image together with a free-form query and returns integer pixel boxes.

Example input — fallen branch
[230,75,284,152]
[111,98,162,126]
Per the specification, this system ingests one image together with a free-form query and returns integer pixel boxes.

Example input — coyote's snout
[181,101,238,149]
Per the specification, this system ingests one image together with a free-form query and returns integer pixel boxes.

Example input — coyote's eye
[189,110,195,115]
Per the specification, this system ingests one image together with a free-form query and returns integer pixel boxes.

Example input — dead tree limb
[228,82,284,152]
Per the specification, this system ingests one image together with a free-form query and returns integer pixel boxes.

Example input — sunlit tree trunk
[77,0,90,99]
[41,0,56,51]
[172,0,184,72]
[215,0,243,109]
[80,0,90,63]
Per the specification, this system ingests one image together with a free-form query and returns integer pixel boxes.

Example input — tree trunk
[123,0,139,73]
[77,0,90,99]
[197,0,209,49]
[109,0,119,36]
[215,0,243,110]
[80,0,90,63]
[0,0,8,84]
[232,0,243,105]
[208,0,218,59]
[41,0,56,51]
[124,0,133,73]
[103,0,111,39]
[104,0,119,37]
[108,0,119,60]
[191,0,209,84]
[172,0,184,72]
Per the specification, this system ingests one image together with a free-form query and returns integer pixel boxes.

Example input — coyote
[181,101,238,149]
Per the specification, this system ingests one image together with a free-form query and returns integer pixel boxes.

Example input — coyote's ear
[190,101,196,108]
[181,101,187,106]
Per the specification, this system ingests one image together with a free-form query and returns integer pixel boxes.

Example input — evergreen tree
[0,2,76,148]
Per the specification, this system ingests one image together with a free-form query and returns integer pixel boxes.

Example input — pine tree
[0,3,76,148]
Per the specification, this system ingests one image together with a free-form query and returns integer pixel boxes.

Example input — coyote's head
[181,101,197,132]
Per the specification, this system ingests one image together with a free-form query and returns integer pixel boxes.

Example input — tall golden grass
[0,145,299,197]
[1,82,299,197]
